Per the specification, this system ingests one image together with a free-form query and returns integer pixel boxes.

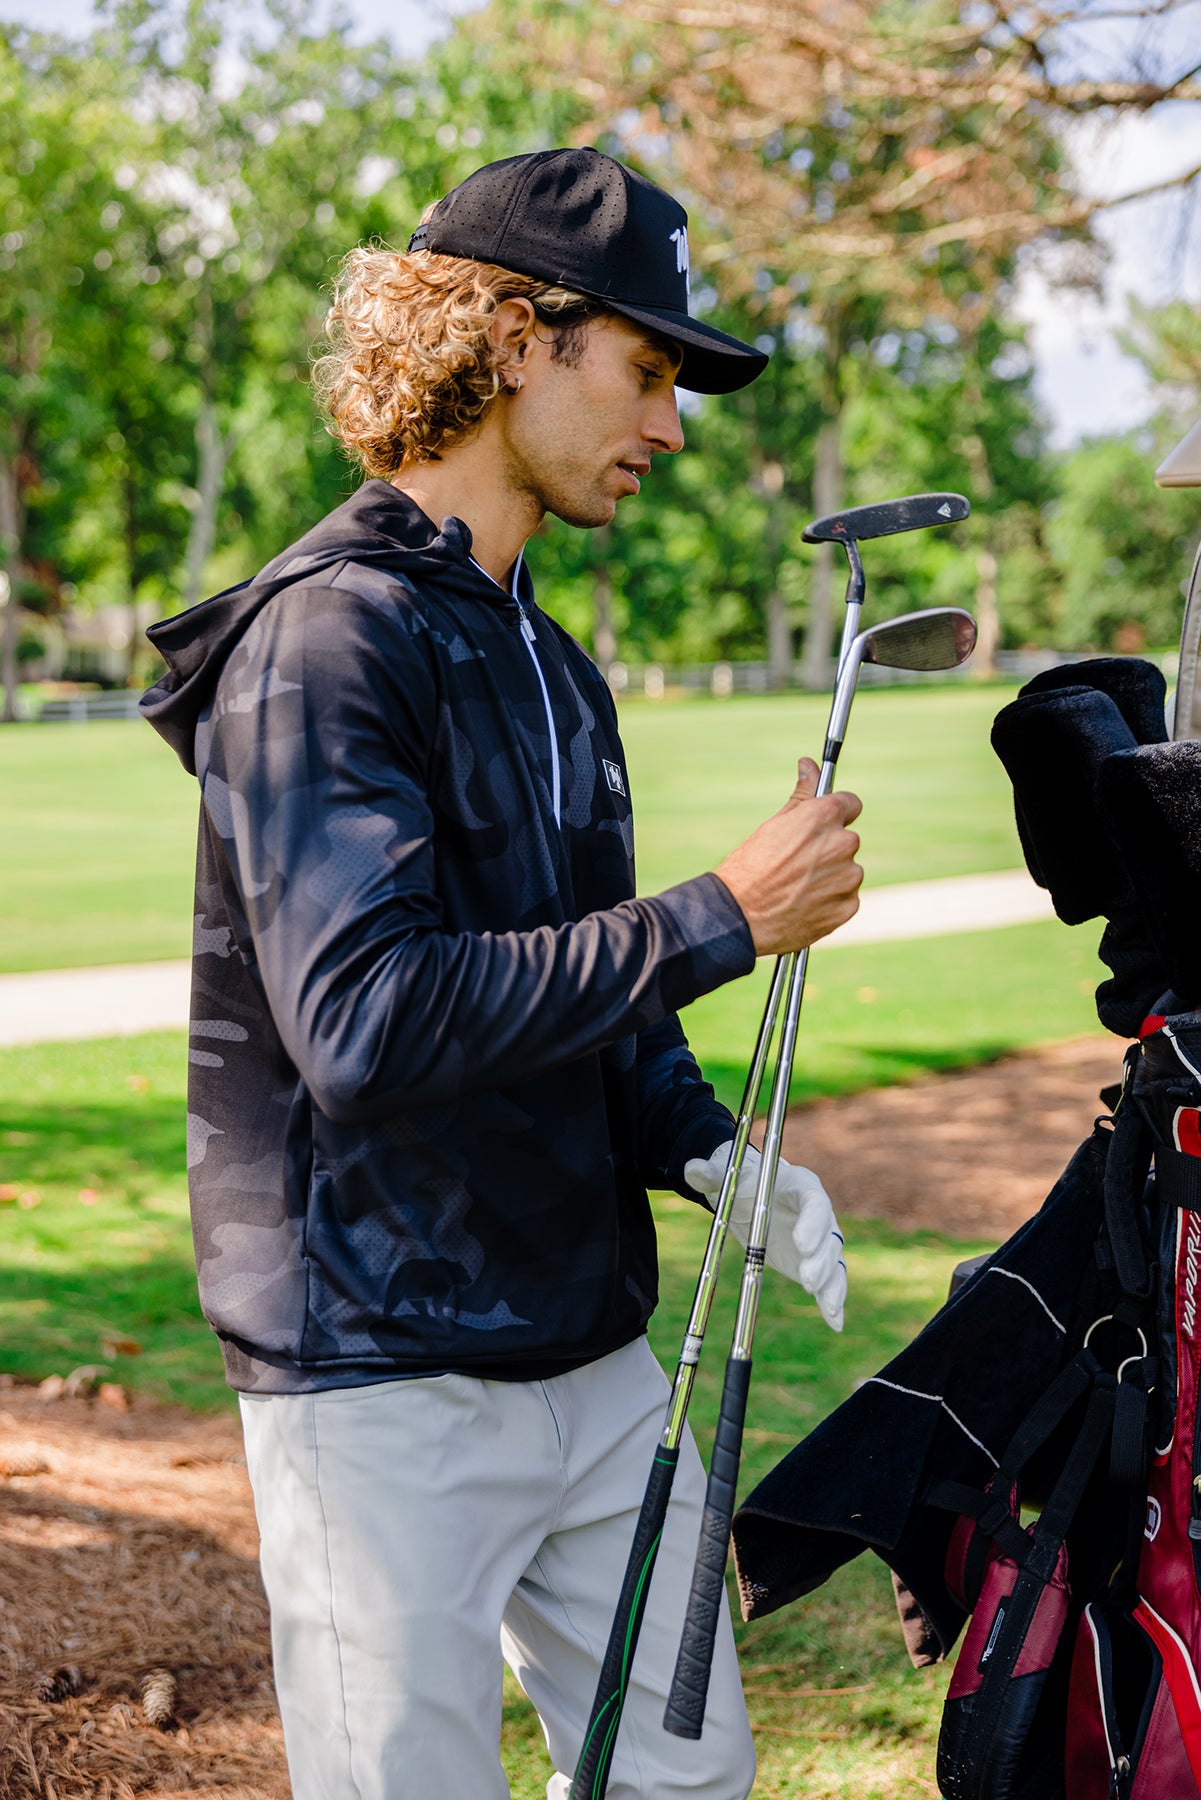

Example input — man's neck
[393,438,540,588]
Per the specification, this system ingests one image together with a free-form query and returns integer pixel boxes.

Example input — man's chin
[547,495,620,530]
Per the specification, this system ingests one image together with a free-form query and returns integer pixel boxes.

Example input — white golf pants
[240,1336,755,1800]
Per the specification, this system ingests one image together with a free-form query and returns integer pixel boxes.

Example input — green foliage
[2,0,1196,676]
[1046,432,1200,651]
[1122,298,1201,402]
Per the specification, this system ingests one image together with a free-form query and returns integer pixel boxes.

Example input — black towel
[1019,657,1167,749]
[991,687,1138,925]
[1097,741,1201,1007]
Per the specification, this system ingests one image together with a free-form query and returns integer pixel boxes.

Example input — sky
[4,0,1199,449]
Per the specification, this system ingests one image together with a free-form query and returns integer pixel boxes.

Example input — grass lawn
[0,685,1099,1792]
[628,681,1025,895]
[0,683,1024,974]
[0,685,1112,1100]
[0,1026,982,1795]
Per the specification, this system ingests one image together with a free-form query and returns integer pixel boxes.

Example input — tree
[96,0,422,612]
[1122,298,1201,413]
[1048,432,1200,649]
[0,26,137,720]
[451,0,1089,681]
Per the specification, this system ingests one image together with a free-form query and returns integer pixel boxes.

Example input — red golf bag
[932,1015,1201,1800]
[731,655,1201,1799]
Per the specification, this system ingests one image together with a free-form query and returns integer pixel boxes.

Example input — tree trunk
[801,411,843,691]
[960,335,998,679]
[974,546,999,678]
[183,395,228,612]
[591,529,617,675]
[754,457,791,688]
[766,586,791,688]
[0,453,22,725]
[122,456,141,686]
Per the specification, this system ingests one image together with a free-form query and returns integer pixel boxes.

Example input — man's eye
[638,366,661,387]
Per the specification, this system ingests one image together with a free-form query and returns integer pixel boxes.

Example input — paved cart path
[0,869,1054,1048]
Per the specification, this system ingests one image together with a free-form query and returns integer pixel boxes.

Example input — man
[141,148,862,1800]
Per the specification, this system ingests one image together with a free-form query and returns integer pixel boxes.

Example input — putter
[568,495,970,1799]
[662,604,976,1742]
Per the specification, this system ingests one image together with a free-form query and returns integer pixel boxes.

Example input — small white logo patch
[937,501,953,518]
[669,225,689,279]
[603,759,626,797]
[1146,1497,1162,1542]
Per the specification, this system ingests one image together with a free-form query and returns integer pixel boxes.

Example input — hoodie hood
[141,481,528,774]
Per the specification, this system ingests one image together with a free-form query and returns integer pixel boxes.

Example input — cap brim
[602,301,769,394]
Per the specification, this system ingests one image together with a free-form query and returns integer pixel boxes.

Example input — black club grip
[663,1355,752,1740]
[569,1445,680,1800]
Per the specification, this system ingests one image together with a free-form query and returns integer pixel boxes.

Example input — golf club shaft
[568,957,790,1800]
[572,548,866,1792]
[662,760,836,1741]
[660,594,980,1737]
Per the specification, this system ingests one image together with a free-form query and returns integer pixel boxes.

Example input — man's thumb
[793,756,819,798]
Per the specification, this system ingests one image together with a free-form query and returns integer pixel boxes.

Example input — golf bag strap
[954,1378,1117,1781]
[926,1481,1031,1566]
[1158,1145,1201,1212]
[1105,1079,1154,1301]
[927,1355,1100,1597]
[990,1353,1097,1490]
[1026,1374,1118,1574]
[1110,1359,1155,1490]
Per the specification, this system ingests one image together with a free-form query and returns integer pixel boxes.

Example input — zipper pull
[515,597,537,643]
[1190,1475,1201,1540]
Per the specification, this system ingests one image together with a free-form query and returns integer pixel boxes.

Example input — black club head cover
[1095,907,1174,1038]
[1096,741,1201,1007]
[1018,657,1168,748]
[990,687,1139,924]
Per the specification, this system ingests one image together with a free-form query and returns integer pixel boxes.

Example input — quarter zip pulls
[472,550,562,828]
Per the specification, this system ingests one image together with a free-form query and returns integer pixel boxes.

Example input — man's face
[498,313,685,529]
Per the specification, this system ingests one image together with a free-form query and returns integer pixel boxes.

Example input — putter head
[803,493,970,544]
[861,606,978,672]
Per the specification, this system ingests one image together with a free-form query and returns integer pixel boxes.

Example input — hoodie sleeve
[635,1014,736,1198]
[196,582,755,1125]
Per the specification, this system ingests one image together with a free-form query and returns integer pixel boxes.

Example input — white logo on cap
[670,226,689,281]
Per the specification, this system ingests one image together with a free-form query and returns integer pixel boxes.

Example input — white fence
[604,648,1178,699]
[22,650,1179,719]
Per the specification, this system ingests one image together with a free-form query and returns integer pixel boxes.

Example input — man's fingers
[832,787,862,826]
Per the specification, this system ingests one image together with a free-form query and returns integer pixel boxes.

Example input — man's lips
[616,460,651,494]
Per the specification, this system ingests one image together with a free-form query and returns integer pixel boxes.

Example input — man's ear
[490,298,538,387]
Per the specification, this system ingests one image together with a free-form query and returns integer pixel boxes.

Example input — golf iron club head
[803,493,970,544]
[825,607,977,751]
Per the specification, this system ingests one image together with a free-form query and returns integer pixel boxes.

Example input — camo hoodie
[141,482,755,1393]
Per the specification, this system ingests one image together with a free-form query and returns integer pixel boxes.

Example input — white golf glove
[684,1140,847,1332]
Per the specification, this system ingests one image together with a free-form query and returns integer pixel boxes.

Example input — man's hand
[684,1140,847,1332]
[715,758,862,956]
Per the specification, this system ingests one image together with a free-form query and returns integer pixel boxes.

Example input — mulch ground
[0,1032,1122,1796]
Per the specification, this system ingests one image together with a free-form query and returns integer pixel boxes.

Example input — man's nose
[647,391,684,456]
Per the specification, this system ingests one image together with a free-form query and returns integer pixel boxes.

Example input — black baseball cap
[407,147,768,395]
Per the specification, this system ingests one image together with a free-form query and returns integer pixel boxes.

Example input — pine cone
[140,1668,177,1728]
[31,1665,83,1703]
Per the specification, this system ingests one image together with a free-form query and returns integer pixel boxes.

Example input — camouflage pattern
[142,483,754,1393]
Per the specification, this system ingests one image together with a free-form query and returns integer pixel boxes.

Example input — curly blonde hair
[312,243,605,478]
